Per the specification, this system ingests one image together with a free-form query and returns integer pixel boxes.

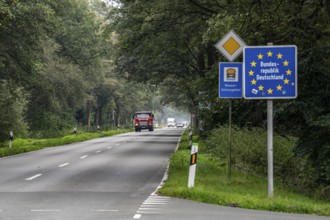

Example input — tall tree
[109,0,330,190]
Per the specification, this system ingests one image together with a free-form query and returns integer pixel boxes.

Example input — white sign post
[188,143,198,188]
[9,131,13,148]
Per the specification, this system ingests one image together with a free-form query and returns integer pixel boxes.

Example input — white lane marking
[91,209,119,212]
[144,200,169,203]
[145,197,170,201]
[80,155,88,159]
[115,143,120,146]
[134,195,170,218]
[137,210,160,214]
[133,214,141,219]
[25,174,42,181]
[31,209,61,212]
[107,147,112,149]
[58,163,69,168]
[140,204,157,207]
[96,150,102,153]
[142,202,167,205]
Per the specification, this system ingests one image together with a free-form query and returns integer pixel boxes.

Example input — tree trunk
[86,101,92,129]
[252,101,264,126]
[95,107,100,128]
[326,0,330,19]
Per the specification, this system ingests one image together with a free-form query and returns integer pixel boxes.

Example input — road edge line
[151,129,185,196]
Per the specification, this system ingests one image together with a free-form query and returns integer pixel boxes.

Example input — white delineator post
[188,143,198,188]
[9,131,13,148]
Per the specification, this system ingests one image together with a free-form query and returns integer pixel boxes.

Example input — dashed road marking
[137,207,160,214]
[96,150,102,153]
[80,155,88,159]
[25,174,42,181]
[107,147,112,149]
[58,163,69,168]
[31,209,61,212]
[91,209,119,212]
[133,195,170,218]
[133,214,141,219]
[138,208,160,210]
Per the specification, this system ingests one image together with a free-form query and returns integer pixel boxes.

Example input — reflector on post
[188,143,198,188]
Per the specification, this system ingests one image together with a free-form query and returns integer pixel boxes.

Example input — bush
[297,123,330,192]
[0,80,28,141]
[0,128,133,158]
[203,126,316,196]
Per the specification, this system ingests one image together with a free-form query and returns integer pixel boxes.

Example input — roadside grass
[159,130,330,216]
[0,128,132,158]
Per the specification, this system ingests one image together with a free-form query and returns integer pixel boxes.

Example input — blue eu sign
[219,62,243,98]
[243,45,297,99]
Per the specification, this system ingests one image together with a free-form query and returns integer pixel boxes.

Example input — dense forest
[0,0,161,139]
[107,0,330,197]
[1,0,329,198]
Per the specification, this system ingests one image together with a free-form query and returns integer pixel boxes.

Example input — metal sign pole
[267,42,274,197]
[244,43,297,198]
[267,100,274,197]
[216,30,246,182]
[228,100,232,180]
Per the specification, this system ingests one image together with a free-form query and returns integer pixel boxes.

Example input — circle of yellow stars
[248,51,293,95]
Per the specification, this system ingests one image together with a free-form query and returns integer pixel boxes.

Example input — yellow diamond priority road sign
[215,30,246,61]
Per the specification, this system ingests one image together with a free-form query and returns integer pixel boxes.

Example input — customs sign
[243,45,297,99]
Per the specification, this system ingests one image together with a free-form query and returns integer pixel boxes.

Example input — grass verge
[0,128,132,158]
[158,129,330,216]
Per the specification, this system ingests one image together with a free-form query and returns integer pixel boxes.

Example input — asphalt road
[0,128,183,220]
[0,128,328,220]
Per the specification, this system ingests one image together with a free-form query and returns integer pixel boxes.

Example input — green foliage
[297,122,330,193]
[0,0,17,32]
[0,80,28,141]
[0,128,132,157]
[109,0,330,197]
[204,126,317,196]
[109,0,216,113]
[0,0,329,203]
[0,0,155,138]
[160,130,330,216]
